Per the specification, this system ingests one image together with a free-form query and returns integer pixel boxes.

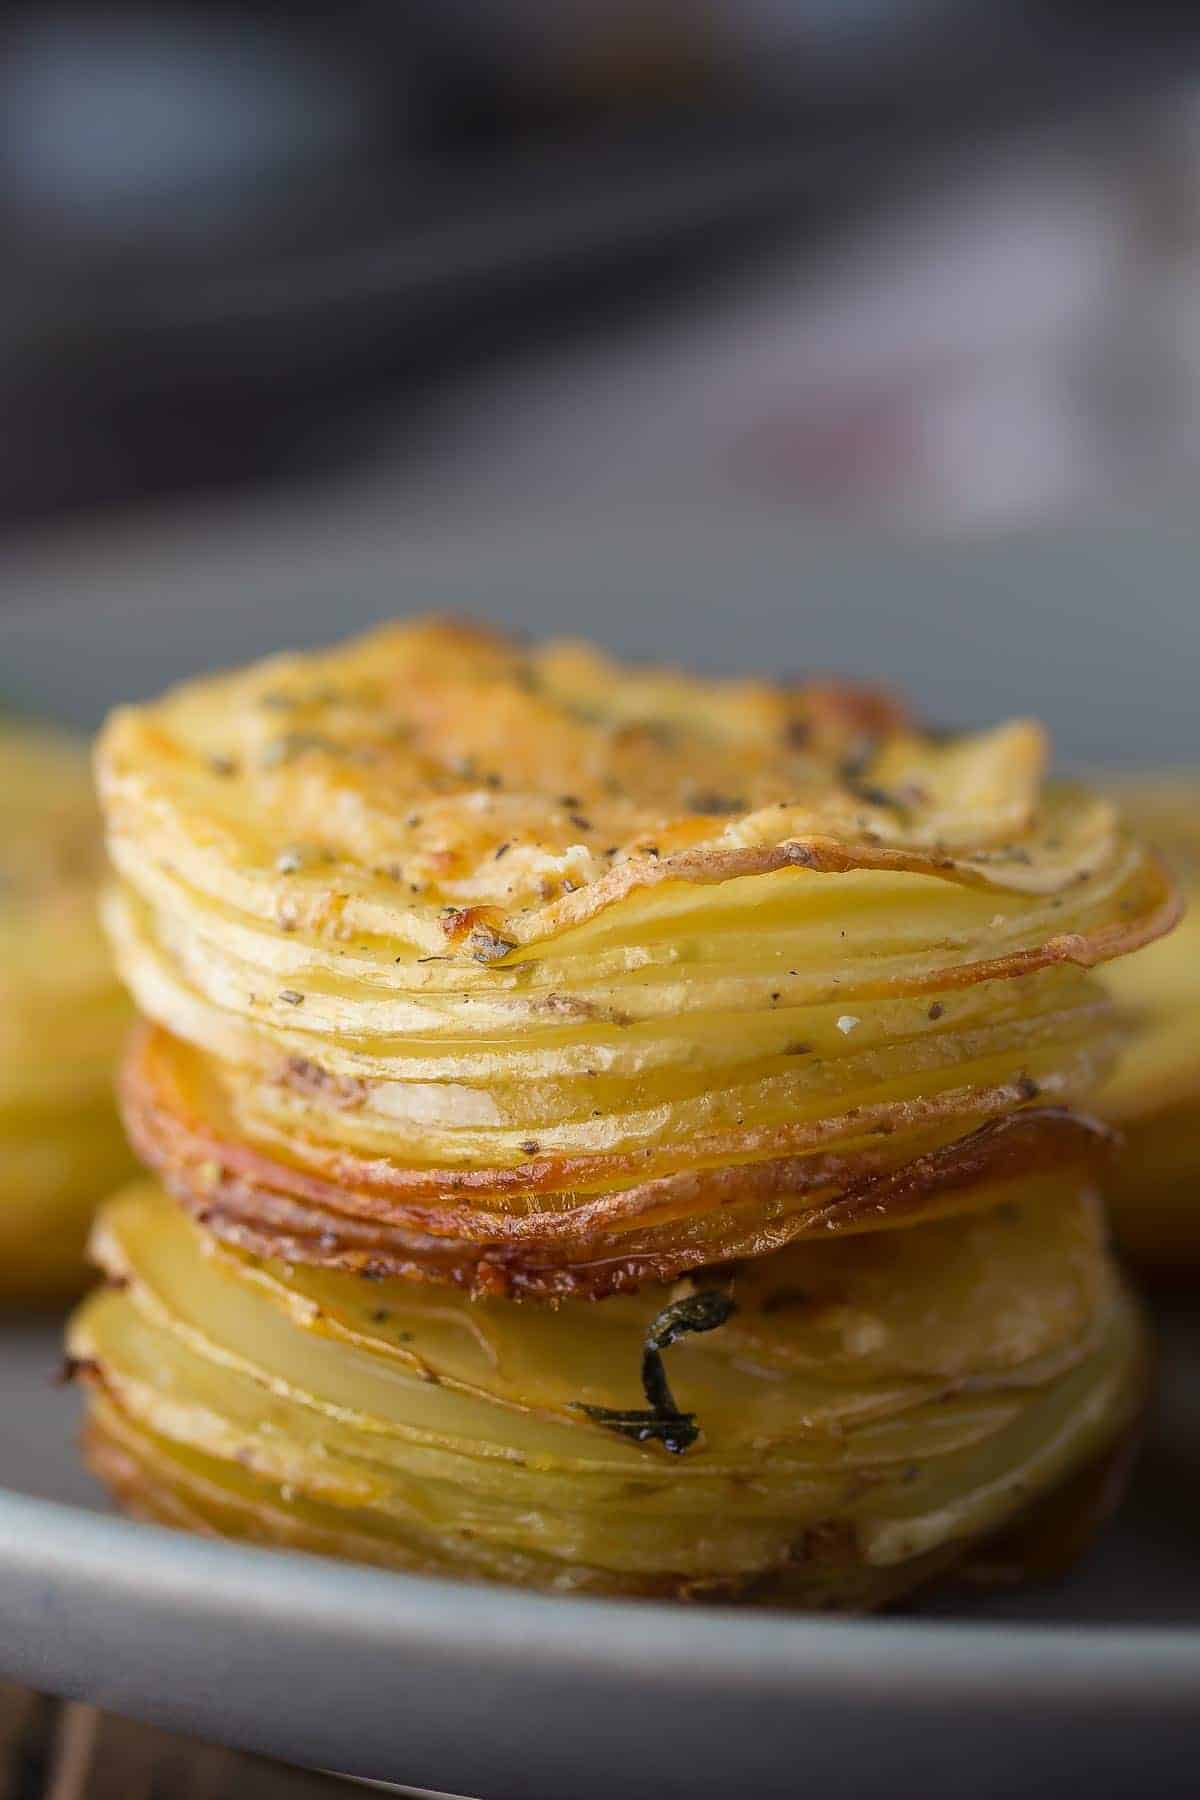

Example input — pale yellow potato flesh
[71,1178,1145,1603]
[0,724,134,1297]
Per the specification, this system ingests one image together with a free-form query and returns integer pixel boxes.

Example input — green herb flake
[574,1288,736,1456]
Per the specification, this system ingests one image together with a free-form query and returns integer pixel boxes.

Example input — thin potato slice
[71,1178,1145,1601]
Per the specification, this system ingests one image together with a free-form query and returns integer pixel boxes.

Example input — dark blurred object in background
[0,3,1198,531]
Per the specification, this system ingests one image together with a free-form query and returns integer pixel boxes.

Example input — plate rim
[3,1486,1198,1703]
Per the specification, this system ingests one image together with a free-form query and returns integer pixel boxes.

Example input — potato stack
[0,724,134,1300]
[1096,776,1200,1275]
[70,621,1177,1606]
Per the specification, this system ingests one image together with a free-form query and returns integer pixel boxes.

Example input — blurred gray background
[0,3,1197,770]
[1,502,1195,768]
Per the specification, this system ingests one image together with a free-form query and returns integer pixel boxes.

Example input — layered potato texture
[70,619,1175,1603]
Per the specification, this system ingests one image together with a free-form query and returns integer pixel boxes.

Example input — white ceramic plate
[1,502,1198,1796]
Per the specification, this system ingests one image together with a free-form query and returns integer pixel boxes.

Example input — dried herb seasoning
[575,1287,736,1455]
[260,731,343,768]
[836,741,876,782]
[844,779,902,811]
[686,789,745,815]
[470,924,517,963]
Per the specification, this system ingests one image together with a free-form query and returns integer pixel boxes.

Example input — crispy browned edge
[461,834,1181,955]
[119,1020,1116,1299]
[114,832,1176,1178]
[109,790,1177,1296]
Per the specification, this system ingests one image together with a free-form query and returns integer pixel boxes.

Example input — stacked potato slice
[0,725,134,1299]
[70,620,1176,1604]
[1096,777,1200,1274]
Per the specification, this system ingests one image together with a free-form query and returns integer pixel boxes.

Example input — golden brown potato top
[96,616,1157,956]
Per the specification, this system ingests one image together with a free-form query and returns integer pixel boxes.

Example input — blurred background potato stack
[1098,776,1200,1275]
[70,618,1177,1606]
[0,724,134,1301]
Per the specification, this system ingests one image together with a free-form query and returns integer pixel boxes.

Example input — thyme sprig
[575,1288,736,1455]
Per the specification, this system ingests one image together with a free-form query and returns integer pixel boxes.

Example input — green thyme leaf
[573,1287,736,1456]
